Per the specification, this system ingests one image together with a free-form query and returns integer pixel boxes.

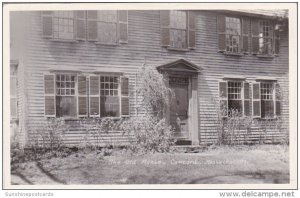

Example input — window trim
[224,16,242,54]
[255,80,279,120]
[48,11,76,42]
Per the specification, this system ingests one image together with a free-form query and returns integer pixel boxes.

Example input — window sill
[222,52,244,57]
[46,38,78,43]
[95,42,119,46]
[255,54,276,58]
[166,47,190,52]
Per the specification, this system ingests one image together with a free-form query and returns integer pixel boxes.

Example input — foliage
[79,117,122,150]
[120,114,175,154]
[28,118,69,152]
[137,64,174,117]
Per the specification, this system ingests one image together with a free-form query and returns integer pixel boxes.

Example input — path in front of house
[10,145,289,185]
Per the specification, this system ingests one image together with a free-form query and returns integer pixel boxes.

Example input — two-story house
[10,9,289,147]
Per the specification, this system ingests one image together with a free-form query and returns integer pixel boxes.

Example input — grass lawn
[11,145,289,185]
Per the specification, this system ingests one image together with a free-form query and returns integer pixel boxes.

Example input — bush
[120,115,175,154]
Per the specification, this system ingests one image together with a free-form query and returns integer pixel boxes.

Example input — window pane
[53,11,74,40]
[56,96,77,117]
[100,96,120,117]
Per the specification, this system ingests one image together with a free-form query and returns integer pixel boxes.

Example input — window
[44,73,129,118]
[55,74,77,117]
[225,17,241,53]
[258,21,273,55]
[97,11,118,44]
[10,64,18,118]
[170,11,187,49]
[42,10,128,43]
[252,81,281,119]
[160,10,196,49]
[251,19,280,56]
[227,81,243,116]
[218,15,248,54]
[219,80,250,117]
[100,76,120,117]
[53,11,74,40]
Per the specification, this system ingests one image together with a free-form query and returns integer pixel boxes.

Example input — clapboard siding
[12,10,289,146]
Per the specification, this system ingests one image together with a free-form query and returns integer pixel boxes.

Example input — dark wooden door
[169,76,189,139]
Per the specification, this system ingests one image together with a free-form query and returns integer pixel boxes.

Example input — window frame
[224,16,242,54]
[258,20,275,55]
[219,78,249,118]
[10,63,18,120]
[51,11,76,41]
[169,10,188,50]
[54,73,78,119]
[94,10,119,45]
[260,81,277,119]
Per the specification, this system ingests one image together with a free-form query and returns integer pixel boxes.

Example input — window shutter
[41,11,53,38]
[44,74,55,117]
[75,11,86,41]
[160,10,170,46]
[275,83,281,116]
[87,11,98,41]
[219,81,228,117]
[188,11,196,49]
[252,82,261,118]
[118,10,128,43]
[274,29,280,55]
[243,82,250,116]
[251,19,260,54]
[217,15,226,52]
[242,18,250,54]
[89,75,100,117]
[78,75,88,117]
[121,76,129,116]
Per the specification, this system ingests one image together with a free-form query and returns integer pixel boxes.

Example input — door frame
[165,73,199,145]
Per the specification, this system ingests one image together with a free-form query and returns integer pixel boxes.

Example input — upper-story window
[41,10,128,44]
[217,15,247,54]
[225,17,241,53]
[53,11,74,40]
[97,11,118,44]
[252,19,280,56]
[258,21,273,55]
[218,15,280,56]
[169,11,187,49]
[160,10,196,50]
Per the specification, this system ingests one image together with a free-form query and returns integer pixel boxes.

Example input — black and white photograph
[2,2,297,191]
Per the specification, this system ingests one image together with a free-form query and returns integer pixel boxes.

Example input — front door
[169,76,189,139]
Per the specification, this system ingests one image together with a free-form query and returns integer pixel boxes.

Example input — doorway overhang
[157,59,202,74]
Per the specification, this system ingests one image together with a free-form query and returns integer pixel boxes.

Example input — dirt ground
[11,145,289,185]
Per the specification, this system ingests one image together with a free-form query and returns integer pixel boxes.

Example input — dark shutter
[275,83,281,116]
[217,15,226,52]
[219,81,228,117]
[87,11,98,41]
[242,18,250,53]
[251,19,260,54]
[252,82,261,118]
[89,76,100,117]
[78,76,88,116]
[121,76,129,116]
[188,11,196,49]
[274,29,280,55]
[41,11,53,38]
[75,11,86,40]
[243,82,250,116]
[118,10,128,43]
[44,74,55,117]
[160,10,170,46]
